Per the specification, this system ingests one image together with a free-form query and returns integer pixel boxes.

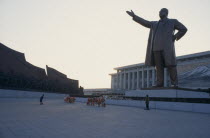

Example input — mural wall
[0,43,83,95]
[178,64,210,89]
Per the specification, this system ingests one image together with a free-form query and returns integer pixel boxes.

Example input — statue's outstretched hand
[126,10,135,17]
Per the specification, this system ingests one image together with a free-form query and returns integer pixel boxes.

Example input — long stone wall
[0,89,67,98]
[75,97,210,114]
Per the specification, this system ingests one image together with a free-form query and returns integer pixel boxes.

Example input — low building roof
[114,51,210,70]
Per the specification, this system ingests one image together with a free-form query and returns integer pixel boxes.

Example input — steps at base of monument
[125,89,210,99]
[141,87,210,93]
[123,97,210,104]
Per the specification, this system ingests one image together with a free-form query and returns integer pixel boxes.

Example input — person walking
[145,95,150,110]
[40,94,44,105]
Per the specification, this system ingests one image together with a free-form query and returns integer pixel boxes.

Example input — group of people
[40,94,148,110]
[87,97,106,107]
[64,96,76,103]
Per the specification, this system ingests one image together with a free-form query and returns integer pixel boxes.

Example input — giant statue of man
[126,8,187,87]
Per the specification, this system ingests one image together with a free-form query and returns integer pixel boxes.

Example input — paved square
[0,98,210,138]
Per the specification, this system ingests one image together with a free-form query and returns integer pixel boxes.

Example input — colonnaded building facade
[110,51,210,91]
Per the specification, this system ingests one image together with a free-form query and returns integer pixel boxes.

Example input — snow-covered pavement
[0,98,210,138]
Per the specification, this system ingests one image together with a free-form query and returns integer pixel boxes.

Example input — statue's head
[159,8,168,19]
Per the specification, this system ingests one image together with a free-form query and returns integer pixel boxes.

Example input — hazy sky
[0,0,210,89]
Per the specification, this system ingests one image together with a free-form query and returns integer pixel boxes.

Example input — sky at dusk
[0,0,210,88]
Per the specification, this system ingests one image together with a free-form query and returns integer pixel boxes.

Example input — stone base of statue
[125,87,210,99]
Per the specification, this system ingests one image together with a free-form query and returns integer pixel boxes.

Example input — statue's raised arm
[126,10,152,28]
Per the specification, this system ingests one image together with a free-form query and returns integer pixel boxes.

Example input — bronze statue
[126,8,187,87]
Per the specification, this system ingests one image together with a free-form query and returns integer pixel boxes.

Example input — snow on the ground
[0,98,210,138]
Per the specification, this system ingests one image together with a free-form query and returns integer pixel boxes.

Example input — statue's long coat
[133,15,187,67]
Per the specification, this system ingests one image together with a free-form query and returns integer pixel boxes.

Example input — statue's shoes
[171,84,178,88]
[152,85,163,88]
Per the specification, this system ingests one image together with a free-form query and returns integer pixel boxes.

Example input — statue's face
[159,8,168,19]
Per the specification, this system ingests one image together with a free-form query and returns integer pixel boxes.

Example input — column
[164,68,167,87]
[117,71,120,89]
[128,72,131,90]
[142,68,144,88]
[111,75,113,89]
[123,71,126,90]
[113,75,116,89]
[147,68,149,88]
[116,70,119,89]
[119,72,122,89]
[137,68,140,89]
[152,68,155,86]
[132,71,135,90]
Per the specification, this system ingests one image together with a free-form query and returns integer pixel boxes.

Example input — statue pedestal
[125,87,210,98]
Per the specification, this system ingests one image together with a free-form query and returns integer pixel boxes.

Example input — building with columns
[110,51,210,91]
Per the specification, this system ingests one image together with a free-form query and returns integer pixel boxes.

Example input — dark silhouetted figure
[126,8,187,88]
[40,94,44,105]
[145,95,150,110]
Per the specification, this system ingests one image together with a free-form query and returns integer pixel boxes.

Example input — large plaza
[0,98,210,138]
